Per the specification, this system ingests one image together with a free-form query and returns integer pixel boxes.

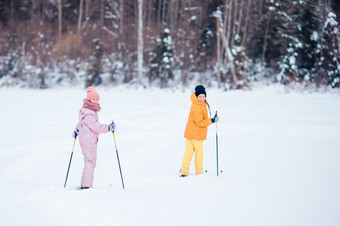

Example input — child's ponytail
[206,100,211,117]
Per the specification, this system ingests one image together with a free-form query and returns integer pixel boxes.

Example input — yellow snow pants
[180,139,204,176]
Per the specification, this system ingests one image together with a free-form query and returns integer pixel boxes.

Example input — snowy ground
[1,85,340,226]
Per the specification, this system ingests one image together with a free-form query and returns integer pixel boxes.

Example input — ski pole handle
[214,111,218,128]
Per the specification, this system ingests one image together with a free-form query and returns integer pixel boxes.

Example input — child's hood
[190,92,206,106]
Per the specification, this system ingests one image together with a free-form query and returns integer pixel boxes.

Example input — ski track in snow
[0,86,340,226]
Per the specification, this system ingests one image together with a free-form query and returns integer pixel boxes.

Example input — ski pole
[215,111,219,176]
[112,131,125,189]
[64,138,77,188]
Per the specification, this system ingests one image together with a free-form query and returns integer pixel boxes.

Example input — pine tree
[232,34,251,87]
[148,28,174,88]
[85,38,103,87]
[321,12,340,88]
[253,0,291,71]
[278,0,303,84]
[295,0,321,84]
[278,42,300,84]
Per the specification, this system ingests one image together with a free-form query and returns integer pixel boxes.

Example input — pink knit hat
[86,87,100,100]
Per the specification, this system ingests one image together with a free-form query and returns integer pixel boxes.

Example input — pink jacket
[76,107,109,145]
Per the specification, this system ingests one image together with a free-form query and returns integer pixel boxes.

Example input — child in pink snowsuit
[74,87,115,189]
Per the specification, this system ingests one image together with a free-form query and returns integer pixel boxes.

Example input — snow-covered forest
[0,0,339,89]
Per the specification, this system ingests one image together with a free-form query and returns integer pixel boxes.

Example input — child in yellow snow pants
[180,85,218,177]
[181,139,204,175]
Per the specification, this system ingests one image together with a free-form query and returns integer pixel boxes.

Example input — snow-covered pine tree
[253,0,291,72]
[232,34,251,88]
[0,51,19,79]
[294,0,321,85]
[277,0,304,85]
[278,42,300,84]
[85,38,103,87]
[321,12,340,88]
[148,28,174,88]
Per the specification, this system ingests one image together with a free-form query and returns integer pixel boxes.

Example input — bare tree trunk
[162,0,167,25]
[236,0,244,36]
[77,0,84,34]
[167,0,174,27]
[230,0,237,48]
[39,0,44,20]
[217,17,221,88]
[178,1,185,29]
[217,17,237,86]
[85,0,90,21]
[223,0,230,66]
[119,0,124,37]
[172,0,179,30]
[226,0,232,45]
[224,0,228,29]
[241,0,252,47]
[145,0,150,27]
[100,0,104,27]
[11,0,14,21]
[220,33,237,86]
[58,0,62,38]
[157,0,162,25]
[262,15,270,63]
[135,0,138,32]
[137,0,144,84]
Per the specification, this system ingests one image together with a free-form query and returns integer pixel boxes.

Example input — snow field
[0,86,339,226]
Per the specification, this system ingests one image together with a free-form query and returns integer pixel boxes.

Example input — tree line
[0,0,339,89]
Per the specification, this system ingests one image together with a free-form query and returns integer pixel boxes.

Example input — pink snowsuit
[76,107,108,188]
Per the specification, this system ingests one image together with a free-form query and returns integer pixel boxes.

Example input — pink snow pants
[80,138,98,188]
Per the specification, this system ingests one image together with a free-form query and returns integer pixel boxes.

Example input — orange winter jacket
[184,92,213,140]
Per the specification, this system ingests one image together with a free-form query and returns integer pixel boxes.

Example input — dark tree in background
[295,0,321,84]
[321,12,340,88]
[148,28,174,88]
[86,38,103,87]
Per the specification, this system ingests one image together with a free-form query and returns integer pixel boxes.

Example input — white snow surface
[1,85,340,226]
